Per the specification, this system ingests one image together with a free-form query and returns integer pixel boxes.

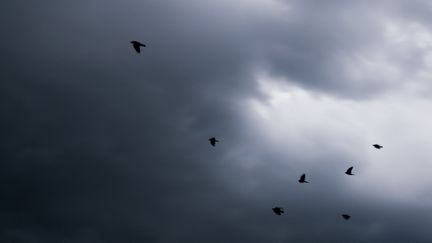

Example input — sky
[1,0,432,242]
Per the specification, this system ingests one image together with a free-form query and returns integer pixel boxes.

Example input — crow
[130,41,146,53]
[209,137,219,147]
[342,214,351,220]
[373,144,383,149]
[272,207,284,215]
[345,166,354,175]
[298,173,308,183]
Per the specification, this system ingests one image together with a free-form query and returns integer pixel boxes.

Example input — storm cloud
[1,0,432,242]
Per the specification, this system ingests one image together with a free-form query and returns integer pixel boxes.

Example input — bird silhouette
[345,166,354,175]
[130,41,146,53]
[209,137,219,147]
[298,173,308,183]
[373,144,383,149]
[272,207,284,215]
[342,214,351,220]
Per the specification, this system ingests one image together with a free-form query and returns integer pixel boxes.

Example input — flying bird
[342,214,351,220]
[298,173,308,183]
[373,144,383,149]
[130,40,146,53]
[209,137,219,147]
[272,207,284,215]
[345,166,354,175]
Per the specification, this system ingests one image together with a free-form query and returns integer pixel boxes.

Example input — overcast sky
[2,0,432,242]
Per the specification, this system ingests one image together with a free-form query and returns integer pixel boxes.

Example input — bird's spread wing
[300,174,305,180]
[133,44,140,53]
[347,167,353,173]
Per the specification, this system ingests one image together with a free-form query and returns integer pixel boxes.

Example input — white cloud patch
[243,75,432,205]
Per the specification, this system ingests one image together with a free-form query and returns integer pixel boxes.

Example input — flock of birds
[129,40,385,221]
[209,136,384,221]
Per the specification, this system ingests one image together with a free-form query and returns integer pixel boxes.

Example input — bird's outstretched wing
[346,167,353,174]
[300,174,306,181]
[133,44,141,53]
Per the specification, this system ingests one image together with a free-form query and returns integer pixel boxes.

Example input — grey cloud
[1,0,432,242]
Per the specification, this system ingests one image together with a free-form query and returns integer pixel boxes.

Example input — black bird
[342,214,351,220]
[272,207,284,215]
[373,144,383,149]
[298,173,308,183]
[345,166,354,175]
[130,41,146,53]
[209,137,219,147]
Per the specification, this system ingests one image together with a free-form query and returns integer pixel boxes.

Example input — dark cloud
[1,0,432,242]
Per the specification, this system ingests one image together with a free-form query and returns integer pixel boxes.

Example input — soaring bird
[209,137,219,147]
[345,166,354,175]
[342,214,351,220]
[272,207,284,215]
[298,173,308,183]
[130,41,146,53]
[373,144,383,149]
